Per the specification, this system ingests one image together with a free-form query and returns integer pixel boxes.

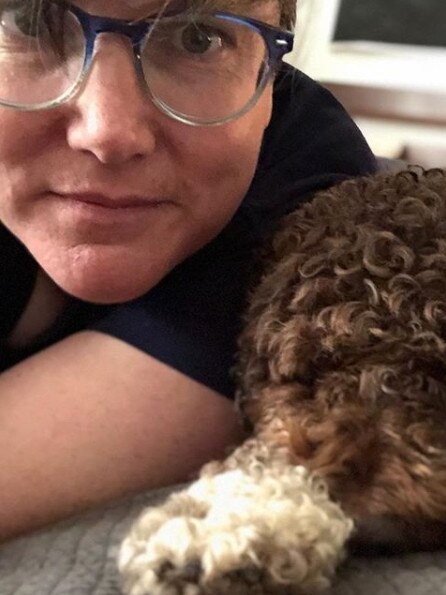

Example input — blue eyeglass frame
[8,0,294,126]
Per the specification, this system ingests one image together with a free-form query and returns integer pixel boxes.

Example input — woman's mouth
[59,192,170,210]
[48,191,176,230]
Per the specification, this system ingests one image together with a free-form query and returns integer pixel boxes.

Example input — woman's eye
[176,23,224,56]
[0,5,41,38]
[0,2,69,59]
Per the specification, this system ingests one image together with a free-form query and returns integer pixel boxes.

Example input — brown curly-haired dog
[120,168,446,595]
[237,167,446,552]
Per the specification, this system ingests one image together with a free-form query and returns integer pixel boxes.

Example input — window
[286,0,446,124]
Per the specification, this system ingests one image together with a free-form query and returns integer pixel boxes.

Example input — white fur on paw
[119,465,353,595]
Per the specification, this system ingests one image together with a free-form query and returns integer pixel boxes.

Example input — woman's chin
[61,281,151,305]
[42,258,168,305]
[29,239,184,304]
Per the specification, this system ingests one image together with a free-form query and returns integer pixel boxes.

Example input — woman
[0,0,376,540]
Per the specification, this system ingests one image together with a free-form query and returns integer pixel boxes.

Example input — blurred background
[286,0,446,167]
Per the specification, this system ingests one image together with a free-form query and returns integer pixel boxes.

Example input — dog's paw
[119,464,353,595]
[119,488,210,594]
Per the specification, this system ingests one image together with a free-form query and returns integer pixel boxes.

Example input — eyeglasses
[0,1,294,126]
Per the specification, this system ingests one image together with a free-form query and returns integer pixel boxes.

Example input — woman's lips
[60,192,169,209]
[49,191,175,230]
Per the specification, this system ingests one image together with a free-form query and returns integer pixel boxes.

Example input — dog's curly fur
[120,168,446,594]
[237,167,446,551]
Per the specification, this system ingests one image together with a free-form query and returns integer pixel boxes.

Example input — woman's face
[0,0,279,303]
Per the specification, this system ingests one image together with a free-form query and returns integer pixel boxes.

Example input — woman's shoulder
[239,65,377,241]
[265,65,377,178]
[265,64,376,172]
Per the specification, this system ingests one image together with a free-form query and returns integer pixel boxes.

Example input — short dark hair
[278,0,296,29]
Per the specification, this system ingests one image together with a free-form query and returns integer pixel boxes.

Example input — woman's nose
[65,35,159,165]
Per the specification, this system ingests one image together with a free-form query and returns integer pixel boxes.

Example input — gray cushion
[1,484,446,595]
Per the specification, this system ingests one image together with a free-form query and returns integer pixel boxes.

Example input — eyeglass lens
[0,2,270,122]
[0,4,85,105]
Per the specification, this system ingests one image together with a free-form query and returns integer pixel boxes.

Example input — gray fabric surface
[0,487,175,595]
[1,485,446,595]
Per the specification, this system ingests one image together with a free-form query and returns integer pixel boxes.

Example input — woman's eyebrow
[134,0,269,20]
[180,0,270,16]
[204,0,267,11]
[128,0,181,20]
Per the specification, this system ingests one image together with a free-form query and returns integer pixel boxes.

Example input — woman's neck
[7,269,68,349]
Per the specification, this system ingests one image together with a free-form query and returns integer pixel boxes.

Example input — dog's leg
[119,437,353,595]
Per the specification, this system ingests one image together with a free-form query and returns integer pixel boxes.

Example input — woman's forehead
[80,0,276,18]
[191,0,279,22]
[120,0,271,7]
[186,0,273,11]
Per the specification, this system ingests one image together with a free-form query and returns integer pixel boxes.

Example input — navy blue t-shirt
[0,67,377,396]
